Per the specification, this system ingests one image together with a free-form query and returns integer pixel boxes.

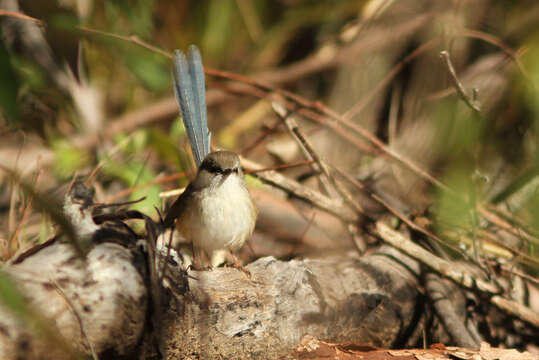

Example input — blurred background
[0,0,538,286]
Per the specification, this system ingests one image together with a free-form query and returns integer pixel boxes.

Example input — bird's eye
[201,159,222,174]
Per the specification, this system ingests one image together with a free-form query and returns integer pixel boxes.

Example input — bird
[162,45,257,268]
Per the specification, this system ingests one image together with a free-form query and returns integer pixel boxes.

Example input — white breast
[189,174,256,253]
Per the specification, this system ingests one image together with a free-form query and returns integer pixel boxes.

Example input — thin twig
[490,295,539,328]
[439,50,481,113]
[243,159,315,174]
[143,215,166,358]
[0,10,44,24]
[105,172,188,203]
[332,165,472,260]
[480,204,539,249]
[241,157,357,223]
[9,157,43,254]
[498,263,539,286]
[376,221,499,293]
[7,133,26,242]
[78,27,171,59]
[273,102,368,253]
[240,119,282,155]
[443,228,539,267]
[272,102,334,196]
[288,210,317,256]
[457,28,530,81]
[273,102,364,215]
[376,221,539,328]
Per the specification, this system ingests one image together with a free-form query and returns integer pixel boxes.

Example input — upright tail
[172,45,211,168]
[162,45,211,231]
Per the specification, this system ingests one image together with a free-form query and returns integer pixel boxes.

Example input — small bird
[163,45,257,268]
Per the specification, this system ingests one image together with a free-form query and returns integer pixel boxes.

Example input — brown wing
[162,183,196,228]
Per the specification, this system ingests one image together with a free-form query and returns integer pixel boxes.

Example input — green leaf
[0,271,28,317]
[123,49,169,91]
[51,140,91,178]
[435,165,476,233]
[100,132,162,214]
[202,0,236,59]
[147,128,183,167]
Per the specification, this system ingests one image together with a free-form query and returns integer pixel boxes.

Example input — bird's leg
[230,253,251,277]
[210,249,227,268]
[191,244,209,271]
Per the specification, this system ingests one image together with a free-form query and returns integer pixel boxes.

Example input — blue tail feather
[172,45,211,167]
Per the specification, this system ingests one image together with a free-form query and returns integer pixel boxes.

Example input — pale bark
[0,238,423,360]
[163,247,421,359]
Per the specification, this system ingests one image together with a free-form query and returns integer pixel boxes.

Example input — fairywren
[162,45,257,268]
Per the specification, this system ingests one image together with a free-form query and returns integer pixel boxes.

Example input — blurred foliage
[9,54,46,91]
[104,0,154,38]
[0,0,538,271]
[0,270,28,317]
[0,2,538,355]
[0,40,19,120]
[52,139,91,178]
[101,130,161,214]
[435,165,476,233]
[520,34,539,236]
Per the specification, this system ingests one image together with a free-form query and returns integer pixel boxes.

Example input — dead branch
[439,50,481,113]
[241,157,358,223]
[376,222,539,328]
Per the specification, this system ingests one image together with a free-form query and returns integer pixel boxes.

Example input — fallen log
[163,247,421,359]
[0,182,425,359]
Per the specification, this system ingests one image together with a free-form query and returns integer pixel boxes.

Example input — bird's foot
[230,255,251,278]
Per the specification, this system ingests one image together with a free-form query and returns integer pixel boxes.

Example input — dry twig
[272,102,363,215]
[439,50,481,113]
[241,157,357,223]
[376,221,539,328]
